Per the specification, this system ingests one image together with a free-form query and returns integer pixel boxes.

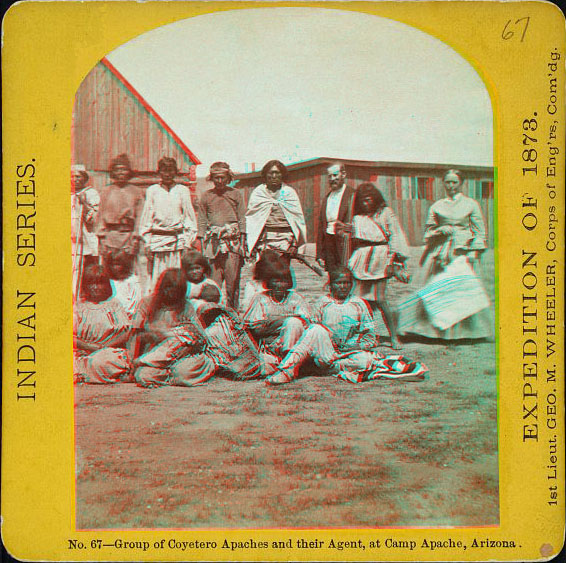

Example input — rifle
[340,188,355,265]
[273,248,325,277]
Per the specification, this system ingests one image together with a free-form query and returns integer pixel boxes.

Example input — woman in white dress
[398,169,492,340]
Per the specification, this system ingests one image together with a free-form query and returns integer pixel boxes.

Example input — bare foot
[390,338,402,350]
[265,370,293,386]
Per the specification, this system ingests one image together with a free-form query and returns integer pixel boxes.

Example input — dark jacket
[316,184,355,262]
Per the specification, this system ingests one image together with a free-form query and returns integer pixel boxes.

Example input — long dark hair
[148,268,187,322]
[261,159,288,182]
[264,260,294,290]
[353,182,387,216]
[253,249,286,283]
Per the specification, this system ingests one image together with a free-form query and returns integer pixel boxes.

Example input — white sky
[107,7,493,175]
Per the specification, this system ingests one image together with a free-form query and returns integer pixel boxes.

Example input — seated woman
[266,267,428,386]
[240,249,286,311]
[74,265,132,384]
[243,260,311,376]
[130,268,214,387]
[181,249,225,304]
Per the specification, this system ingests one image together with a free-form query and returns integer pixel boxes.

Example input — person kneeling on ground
[266,267,428,386]
[130,268,214,387]
[243,260,311,376]
[74,265,133,384]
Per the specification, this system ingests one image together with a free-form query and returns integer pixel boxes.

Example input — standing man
[140,157,198,291]
[97,154,145,272]
[197,162,246,309]
[71,164,100,298]
[316,162,355,271]
[245,159,307,260]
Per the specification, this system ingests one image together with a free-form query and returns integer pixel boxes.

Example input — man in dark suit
[316,162,355,271]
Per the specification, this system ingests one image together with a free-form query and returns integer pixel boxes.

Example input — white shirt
[326,184,346,234]
[111,276,142,318]
[139,183,197,252]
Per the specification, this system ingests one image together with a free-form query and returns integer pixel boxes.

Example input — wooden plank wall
[72,62,196,173]
[237,168,495,247]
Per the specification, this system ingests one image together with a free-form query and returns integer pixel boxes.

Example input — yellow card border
[2,1,565,561]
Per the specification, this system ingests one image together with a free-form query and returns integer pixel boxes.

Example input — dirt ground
[75,247,498,529]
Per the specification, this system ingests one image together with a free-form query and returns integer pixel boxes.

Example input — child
[240,249,286,311]
[181,249,224,304]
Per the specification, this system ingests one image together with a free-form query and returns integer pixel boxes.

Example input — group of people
[71,155,492,387]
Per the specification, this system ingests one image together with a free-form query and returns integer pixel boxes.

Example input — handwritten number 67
[502,17,530,41]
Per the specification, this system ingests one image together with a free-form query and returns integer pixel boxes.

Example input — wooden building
[72,57,200,193]
[234,158,495,246]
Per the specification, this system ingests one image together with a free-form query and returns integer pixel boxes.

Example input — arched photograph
[71,7,497,530]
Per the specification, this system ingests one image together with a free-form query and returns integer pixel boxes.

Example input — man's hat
[71,164,89,181]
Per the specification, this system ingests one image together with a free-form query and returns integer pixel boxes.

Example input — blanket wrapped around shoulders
[245,184,307,253]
